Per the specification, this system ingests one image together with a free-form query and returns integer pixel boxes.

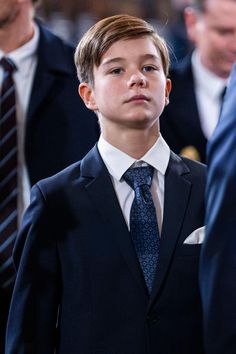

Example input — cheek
[199,37,218,62]
[209,41,225,62]
[208,33,226,50]
[93,86,118,112]
[100,81,120,97]
[153,87,166,112]
[157,82,167,99]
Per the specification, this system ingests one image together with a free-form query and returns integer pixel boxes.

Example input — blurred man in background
[160,0,236,163]
[0,0,99,351]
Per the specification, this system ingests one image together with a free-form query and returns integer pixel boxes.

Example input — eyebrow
[101,54,161,67]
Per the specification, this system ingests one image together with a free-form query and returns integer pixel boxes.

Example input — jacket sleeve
[200,63,236,354]
[6,184,60,354]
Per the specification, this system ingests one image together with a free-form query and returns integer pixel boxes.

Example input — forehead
[204,0,236,25]
[100,36,161,64]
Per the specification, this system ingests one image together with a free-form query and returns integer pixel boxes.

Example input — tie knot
[0,57,17,74]
[123,165,154,190]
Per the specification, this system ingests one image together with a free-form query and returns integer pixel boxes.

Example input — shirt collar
[0,22,39,72]
[98,135,170,182]
[191,49,228,100]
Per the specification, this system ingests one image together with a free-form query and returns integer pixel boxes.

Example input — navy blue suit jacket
[200,64,236,354]
[0,20,99,353]
[160,54,207,163]
[25,20,99,185]
[6,146,206,354]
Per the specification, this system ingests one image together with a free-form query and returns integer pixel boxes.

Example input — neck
[102,128,160,160]
[0,5,35,53]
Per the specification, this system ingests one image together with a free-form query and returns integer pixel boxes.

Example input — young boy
[6,14,206,354]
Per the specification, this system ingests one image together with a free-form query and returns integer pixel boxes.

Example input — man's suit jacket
[25,20,99,185]
[0,21,99,353]
[6,145,206,354]
[160,54,207,163]
[200,64,236,354]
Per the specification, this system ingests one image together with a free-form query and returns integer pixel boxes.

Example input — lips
[126,95,150,102]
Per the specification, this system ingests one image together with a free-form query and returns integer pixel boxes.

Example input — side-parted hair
[75,14,170,85]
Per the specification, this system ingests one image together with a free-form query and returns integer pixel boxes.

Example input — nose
[128,72,147,88]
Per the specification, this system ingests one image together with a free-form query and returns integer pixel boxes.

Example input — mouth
[126,95,150,103]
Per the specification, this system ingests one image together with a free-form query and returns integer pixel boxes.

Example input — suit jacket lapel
[148,152,191,308]
[27,22,75,125]
[81,146,148,295]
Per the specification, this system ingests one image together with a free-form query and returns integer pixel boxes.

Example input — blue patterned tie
[123,166,160,293]
[0,57,17,289]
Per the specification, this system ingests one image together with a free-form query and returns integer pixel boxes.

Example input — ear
[79,83,98,111]
[184,7,200,45]
[165,78,172,106]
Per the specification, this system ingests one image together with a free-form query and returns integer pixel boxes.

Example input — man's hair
[189,0,236,13]
[75,14,170,85]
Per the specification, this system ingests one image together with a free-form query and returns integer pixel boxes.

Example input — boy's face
[79,36,171,137]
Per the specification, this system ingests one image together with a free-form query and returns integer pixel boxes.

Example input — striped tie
[0,57,17,289]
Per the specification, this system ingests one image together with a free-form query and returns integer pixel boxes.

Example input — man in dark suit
[200,63,236,354]
[25,20,99,185]
[6,14,206,354]
[160,0,236,163]
[0,0,98,351]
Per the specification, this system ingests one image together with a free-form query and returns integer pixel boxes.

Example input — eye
[142,65,158,72]
[216,28,233,36]
[109,68,123,75]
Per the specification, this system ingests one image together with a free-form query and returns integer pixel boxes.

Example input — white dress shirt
[0,24,39,223]
[97,135,170,234]
[192,49,228,139]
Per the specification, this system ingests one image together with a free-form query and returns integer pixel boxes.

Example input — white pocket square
[183,226,205,245]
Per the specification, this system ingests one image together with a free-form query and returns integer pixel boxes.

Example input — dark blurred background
[36,0,193,63]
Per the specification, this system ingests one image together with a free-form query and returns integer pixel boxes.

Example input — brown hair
[75,14,170,85]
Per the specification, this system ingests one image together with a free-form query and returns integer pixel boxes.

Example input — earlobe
[79,83,97,111]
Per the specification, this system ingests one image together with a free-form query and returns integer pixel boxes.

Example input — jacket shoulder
[181,156,207,182]
[37,160,82,194]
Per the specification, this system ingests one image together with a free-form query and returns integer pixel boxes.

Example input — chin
[127,117,158,130]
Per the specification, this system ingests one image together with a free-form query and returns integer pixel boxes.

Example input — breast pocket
[177,244,202,258]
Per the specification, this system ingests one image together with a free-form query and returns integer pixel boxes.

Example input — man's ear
[79,83,97,111]
[184,7,200,45]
